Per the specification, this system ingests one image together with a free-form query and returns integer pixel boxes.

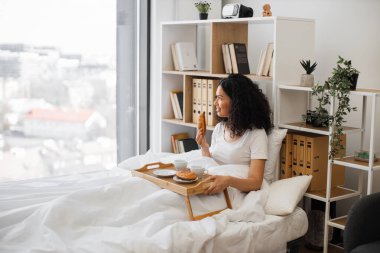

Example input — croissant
[198,111,207,134]
[176,169,197,181]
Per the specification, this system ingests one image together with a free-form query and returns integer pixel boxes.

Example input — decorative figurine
[262,4,272,17]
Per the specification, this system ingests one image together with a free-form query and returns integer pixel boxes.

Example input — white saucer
[173,175,198,184]
[153,169,176,177]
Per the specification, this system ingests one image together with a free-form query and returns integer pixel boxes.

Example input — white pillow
[264,129,287,183]
[264,175,312,216]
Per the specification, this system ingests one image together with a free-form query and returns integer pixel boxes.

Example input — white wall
[222,0,380,90]
[151,1,380,205]
[222,1,380,215]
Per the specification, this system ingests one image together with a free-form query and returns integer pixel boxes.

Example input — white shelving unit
[159,17,315,152]
[323,89,380,252]
[277,84,380,252]
[158,15,378,253]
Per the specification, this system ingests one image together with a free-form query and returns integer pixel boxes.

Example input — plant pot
[300,74,314,87]
[305,110,315,125]
[199,13,208,20]
[311,117,325,128]
[350,73,359,90]
[310,112,329,127]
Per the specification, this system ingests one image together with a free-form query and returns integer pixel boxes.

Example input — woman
[196,74,272,195]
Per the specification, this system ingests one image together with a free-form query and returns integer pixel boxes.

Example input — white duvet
[0,151,288,253]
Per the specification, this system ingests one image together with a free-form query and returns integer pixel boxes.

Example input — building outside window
[0,0,116,181]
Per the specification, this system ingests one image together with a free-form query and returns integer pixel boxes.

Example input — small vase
[305,110,315,125]
[350,73,359,90]
[300,74,314,87]
[199,13,208,20]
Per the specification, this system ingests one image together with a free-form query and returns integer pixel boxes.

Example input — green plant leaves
[300,59,317,74]
[311,56,359,161]
[195,1,211,13]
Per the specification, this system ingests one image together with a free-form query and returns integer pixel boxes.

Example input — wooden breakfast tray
[132,162,232,221]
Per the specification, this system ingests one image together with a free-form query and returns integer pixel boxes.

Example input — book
[280,133,293,179]
[207,79,218,126]
[171,44,179,71]
[268,55,274,77]
[262,42,274,76]
[192,78,199,123]
[169,91,180,119]
[256,47,266,76]
[175,42,198,71]
[177,138,199,153]
[170,90,183,119]
[221,44,231,74]
[196,78,202,121]
[291,134,298,177]
[296,134,306,175]
[171,133,189,153]
[222,44,233,74]
[201,79,208,119]
[175,91,184,119]
[229,44,238,74]
[177,140,184,153]
[233,43,250,74]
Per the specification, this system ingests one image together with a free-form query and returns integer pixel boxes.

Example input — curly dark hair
[218,74,273,136]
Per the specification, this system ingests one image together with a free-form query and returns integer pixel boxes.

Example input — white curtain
[117,0,149,162]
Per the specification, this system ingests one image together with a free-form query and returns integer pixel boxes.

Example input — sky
[0,0,116,56]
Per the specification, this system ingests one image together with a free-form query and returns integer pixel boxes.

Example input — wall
[222,0,380,215]
[151,1,380,209]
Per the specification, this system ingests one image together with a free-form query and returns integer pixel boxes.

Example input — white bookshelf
[159,17,315,152]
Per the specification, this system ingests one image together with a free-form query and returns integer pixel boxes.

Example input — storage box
[288,133,346,191]
[280,133,293,179]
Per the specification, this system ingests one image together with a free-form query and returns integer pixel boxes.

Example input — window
[0,0,116,181]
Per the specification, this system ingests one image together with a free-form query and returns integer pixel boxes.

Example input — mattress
[265,206,308,242]
[0,158,308,253]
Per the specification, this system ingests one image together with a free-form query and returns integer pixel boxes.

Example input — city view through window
[0,0,117,181]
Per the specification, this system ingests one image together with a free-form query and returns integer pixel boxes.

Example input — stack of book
[171,42,198,71]
[171,133,199,154]
[221,43,250,74]
[192,78,218,127]
[256,42,274,77]
[169,90,183,120]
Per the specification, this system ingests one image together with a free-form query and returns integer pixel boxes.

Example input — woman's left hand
[203,175,230,195]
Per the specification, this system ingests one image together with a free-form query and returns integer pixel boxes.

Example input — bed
[0,130,311,253]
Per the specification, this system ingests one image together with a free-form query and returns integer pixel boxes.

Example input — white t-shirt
[209,122,268,165]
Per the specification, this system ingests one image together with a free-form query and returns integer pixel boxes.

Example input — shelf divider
[328,215,347,230]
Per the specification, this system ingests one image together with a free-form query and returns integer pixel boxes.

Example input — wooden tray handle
[138,162,174,172]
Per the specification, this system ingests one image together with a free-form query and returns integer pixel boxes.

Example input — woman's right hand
[196,129,209,149]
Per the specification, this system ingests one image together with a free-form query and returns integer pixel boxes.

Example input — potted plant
[300,60,317,87]
[310,56,358,160]
[336,57,360,90]
[302,109,330,127]
[195,1,211,20]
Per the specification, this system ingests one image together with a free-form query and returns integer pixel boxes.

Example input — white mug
[190,165,206,178]
[173,159,188,171]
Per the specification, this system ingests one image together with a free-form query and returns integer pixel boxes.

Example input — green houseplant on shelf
[311,56,359,160]
[195,1,211,20]
[300,59,317,87]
